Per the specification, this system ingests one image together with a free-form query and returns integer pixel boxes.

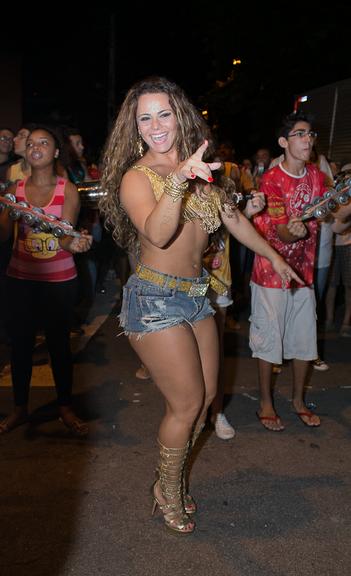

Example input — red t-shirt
[251,163,326,288]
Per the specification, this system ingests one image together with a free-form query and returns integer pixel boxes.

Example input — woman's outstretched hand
[173,140,222,184]
[271,254,304,289]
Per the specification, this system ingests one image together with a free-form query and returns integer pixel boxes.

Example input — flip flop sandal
[294,411,321,427]
[59,417,89,436]
[0,416,28,435]
[256,412,285,431]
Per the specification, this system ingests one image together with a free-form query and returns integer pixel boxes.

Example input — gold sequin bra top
[131,165,222,234]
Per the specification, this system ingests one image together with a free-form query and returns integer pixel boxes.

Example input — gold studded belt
[135,263,211,297]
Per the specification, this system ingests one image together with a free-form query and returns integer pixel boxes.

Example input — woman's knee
[169,397,204,427]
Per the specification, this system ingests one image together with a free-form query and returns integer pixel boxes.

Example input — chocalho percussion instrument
[0,193,80,238]
[0,181,107,238]
[301,171,351,221]
[78,180,251,208]
[77,180,106,207]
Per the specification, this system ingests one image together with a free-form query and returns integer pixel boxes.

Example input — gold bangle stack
[164,173,189,202]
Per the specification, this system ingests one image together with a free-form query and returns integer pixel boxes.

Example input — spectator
[250,112,324,431]
[0,126,92,435]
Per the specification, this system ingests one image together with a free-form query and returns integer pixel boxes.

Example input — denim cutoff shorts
[119,265,215,337]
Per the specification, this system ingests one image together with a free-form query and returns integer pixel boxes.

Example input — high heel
[154,439,197,515]
[152,441,195,534]
[154,466,197,515]
[183,493,196,514]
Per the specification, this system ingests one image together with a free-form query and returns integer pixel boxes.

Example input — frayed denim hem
[118,317,191,340]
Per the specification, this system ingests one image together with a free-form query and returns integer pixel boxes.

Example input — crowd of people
[1,76,351,534]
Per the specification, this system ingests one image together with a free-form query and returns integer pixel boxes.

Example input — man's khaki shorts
[249,282,317,364]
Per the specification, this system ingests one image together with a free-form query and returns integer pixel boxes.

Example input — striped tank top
[7,177,77,282]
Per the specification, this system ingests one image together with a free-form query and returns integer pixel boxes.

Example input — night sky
[3,3,351,161]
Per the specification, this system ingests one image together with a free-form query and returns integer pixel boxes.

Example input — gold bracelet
[164,173,189,202]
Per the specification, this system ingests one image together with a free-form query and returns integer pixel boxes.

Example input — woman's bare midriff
[139,220,209,278]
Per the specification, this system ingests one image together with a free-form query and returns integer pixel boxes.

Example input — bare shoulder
[120,167,155,199]
[64,179,78,196]
[120,168,158,223]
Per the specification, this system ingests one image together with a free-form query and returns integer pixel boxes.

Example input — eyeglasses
[287,130,317,139]
[0,135,13,143]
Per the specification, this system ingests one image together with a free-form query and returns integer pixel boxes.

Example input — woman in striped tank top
[0,126,92,435]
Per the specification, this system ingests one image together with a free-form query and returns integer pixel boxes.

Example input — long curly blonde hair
[99,76,215,253]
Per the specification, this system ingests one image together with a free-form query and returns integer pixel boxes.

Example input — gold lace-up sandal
[182,423,205,515]
[152,440,195,534]
[153,441,195,515]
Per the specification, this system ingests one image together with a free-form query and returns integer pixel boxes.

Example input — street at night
[1,280,350,576]
[1,5,351,575]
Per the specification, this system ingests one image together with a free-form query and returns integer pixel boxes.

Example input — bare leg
[131,316,219,443]
[210,307,226,416]
[130,323,207,448]
[256,358,284,431]
[208,308,235,439]
[191,315,220,426]
[292,359,320,426]
[130,322,211,533]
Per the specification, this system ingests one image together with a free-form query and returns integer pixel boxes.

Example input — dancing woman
[99,77,301,534]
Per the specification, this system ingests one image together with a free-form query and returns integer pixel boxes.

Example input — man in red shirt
[250,112,325,430]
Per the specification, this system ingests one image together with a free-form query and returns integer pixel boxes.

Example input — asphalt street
[0,283,350,576]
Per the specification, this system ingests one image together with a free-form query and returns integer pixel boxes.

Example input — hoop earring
[137,135,144,158]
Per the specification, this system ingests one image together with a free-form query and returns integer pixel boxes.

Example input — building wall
[0,53,22,131]
[297,77,351,165]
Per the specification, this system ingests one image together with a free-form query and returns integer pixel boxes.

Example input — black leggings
[5,277,77,406]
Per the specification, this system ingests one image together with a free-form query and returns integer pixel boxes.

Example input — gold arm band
[164,173,189,202]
